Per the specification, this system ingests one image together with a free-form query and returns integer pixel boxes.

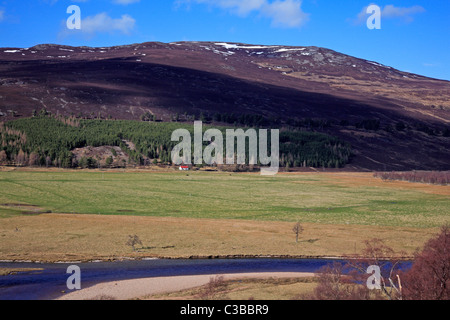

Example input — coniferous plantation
[0,113,352,170]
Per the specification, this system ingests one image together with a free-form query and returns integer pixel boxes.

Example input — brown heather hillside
[0,42,449,170]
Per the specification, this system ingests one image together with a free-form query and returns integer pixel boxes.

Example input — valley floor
[0,168,448,262]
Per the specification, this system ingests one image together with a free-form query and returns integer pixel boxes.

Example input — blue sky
[0,0,449,80]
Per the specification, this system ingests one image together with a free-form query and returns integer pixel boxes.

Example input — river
[0,258,347,300]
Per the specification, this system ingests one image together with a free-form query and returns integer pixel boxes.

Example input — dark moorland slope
[0,42,449,170]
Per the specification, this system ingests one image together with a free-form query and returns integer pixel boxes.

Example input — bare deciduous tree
[0,150,7,165]
[307,262,381,300]
[126,234,143,252]
[197,275,229,300]
[345,238,407,300]
[306,239,405,300]
[293,222,304,243]
[306,227,450,300]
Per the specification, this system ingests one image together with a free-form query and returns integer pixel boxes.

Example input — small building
[179,165,190,171]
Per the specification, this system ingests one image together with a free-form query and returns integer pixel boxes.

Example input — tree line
[150,111,450,137]
[374,171,450,185]
[0,114,352,169]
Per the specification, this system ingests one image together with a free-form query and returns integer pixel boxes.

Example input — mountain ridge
[0,41,449,170]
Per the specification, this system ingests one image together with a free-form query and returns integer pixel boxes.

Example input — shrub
[374,171,450,185]
[401,226,450,300]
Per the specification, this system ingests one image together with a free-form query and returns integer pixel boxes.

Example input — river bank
[0,254,350,265]
[57,272,317,300]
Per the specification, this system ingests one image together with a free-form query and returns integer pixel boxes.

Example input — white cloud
[179,0,309,28]
[353,4,425,25]
[214,0,266,15]
[261,0,309,28]
[112,0,141,4]
[45,0,138,4]
[81,13,136,34]
[423,63,439,68]
[0,10,4,22]
[60,12,136,39]
[382,5,425,21]
[43,0,88,3]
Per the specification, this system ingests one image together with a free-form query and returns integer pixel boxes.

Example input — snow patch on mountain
[214,43,279,50]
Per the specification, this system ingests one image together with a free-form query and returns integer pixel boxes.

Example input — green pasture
[0,171,448,228]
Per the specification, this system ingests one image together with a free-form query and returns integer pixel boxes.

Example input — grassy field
[1,169,448,226]
[0,168,448,262]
